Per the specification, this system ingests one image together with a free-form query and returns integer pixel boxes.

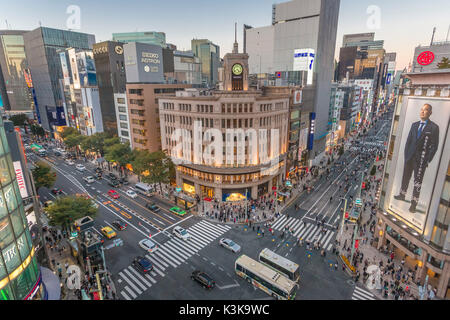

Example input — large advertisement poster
[293,49,315,85]
[59,52,70,86]
[388,97,450,232]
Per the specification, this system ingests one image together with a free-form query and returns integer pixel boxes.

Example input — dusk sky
[2,0,450,70]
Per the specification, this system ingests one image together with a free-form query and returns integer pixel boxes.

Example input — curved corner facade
[0,117,42,300]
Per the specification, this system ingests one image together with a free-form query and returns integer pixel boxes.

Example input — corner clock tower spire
[223,23,249,91]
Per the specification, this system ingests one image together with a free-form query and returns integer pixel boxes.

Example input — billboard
[293,49,315,85]
[59,52,71,86]
[307,112,316,150]
[68,48,80,89]
[387,97,450,232]
[124,42,164,83]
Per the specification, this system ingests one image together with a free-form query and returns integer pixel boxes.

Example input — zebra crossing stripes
[272,215,288,229]
[352,286,376,300]
[118,220,232,300]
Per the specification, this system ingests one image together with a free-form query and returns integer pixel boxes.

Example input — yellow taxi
[101,226,117,239]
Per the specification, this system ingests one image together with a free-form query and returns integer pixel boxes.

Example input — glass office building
[0,116,42,300]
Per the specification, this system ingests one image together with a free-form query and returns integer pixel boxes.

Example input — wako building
[159,41,290,201]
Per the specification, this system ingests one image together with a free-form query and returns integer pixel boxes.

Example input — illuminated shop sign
[13,161,29,198]
[307,112,316,150]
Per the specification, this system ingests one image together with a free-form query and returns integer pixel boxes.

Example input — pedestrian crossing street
[118,220,231,300]
[352,286,376,300]
[271,216,336,251]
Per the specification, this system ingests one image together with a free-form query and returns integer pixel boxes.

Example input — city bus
[235,255,298,300]
[258,248,300,282]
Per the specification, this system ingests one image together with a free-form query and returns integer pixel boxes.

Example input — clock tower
[223,24,249,91]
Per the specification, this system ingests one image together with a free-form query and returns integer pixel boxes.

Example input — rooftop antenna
[430,27,436,46]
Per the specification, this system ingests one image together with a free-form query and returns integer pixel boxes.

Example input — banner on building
[293,90,302,104]
[293,49,315,85]
[307,112,316,150]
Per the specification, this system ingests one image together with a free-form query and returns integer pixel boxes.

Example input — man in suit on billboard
[394,104,439,213]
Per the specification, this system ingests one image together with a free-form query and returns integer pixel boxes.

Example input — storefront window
[12,262,37,300]
[9,210,25,237]
[3,184,18,213]
[0,217,14,250]
[0,283,15,300]
[0,157,11,186]
[2,241,21,274]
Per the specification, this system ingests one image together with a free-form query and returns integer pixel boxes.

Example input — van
[134,183,153,197]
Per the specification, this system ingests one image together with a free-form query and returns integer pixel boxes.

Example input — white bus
[235,255,298,300]
[134,183,153,197]
[259,248,300,282]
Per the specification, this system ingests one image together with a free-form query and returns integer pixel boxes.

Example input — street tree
[370,165,377,176]
[64,133,85,156]
[60,127,79,140]
[9,114,29,133]
[45,195,98,231]
[31,161,56,191]
[130,149,152,182]
[104,142,133,176]
[30,124,45,140]
[142,151,174,193]
[81,132,116,157]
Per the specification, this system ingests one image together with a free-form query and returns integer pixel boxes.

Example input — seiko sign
[141,52,160,64]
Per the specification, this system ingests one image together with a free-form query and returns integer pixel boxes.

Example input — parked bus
[235,255,298,300]
[134,183,153,197]
[31,143,46,156]
[258,248,300,282]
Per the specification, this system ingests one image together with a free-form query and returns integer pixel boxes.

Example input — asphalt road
[29,109,394,300]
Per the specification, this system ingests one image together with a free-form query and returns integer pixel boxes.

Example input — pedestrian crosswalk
[352,286,376,300]
[271,216,336,251]
[118,220,231,300]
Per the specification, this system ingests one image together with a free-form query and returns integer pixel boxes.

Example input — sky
[2,0,450,70]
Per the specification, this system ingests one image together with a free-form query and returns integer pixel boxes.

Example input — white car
[83,176,95,184]
[75,164,86,172]
[173,226,191,241]
[139,239,158,253]
[65,159,75,165]
[126,189,138,198]
[219,238,241,253]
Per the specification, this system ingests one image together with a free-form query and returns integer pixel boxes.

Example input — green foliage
[32,161,56,190]
[105,142,133,169]
[30,124,45,137]
[80,132,115,156]
[338,145,344,156]
[141,151,174,191]
[9,114,28,127]
[45,195,98,229]
[370,165,377,176]
[437,57,450,69]
[60,127,79,140]
[130,149,152,179]
[64,134,85,149]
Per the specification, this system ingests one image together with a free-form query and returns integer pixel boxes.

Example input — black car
[108,173,117,180]
[96,172,102,180]
[191,271,215,289]
[51,188,63,195]
[95,167,103,173]
[119,177,129,185]
[108,180,120,188]
[112,220,127,231]
[145,203,160,213]
[132,256,153,274]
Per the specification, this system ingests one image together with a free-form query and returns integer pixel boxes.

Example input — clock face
[232,64,243,75]
[115,46,123,55]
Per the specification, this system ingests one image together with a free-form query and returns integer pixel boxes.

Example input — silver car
[219,238,241,253]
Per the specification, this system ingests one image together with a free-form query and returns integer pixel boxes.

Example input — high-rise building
[23,27,95,132]
[245,0,340,164]
[376,70,450,299]
[327,84,344,148]
[93,41,127,136]
[0,31,35,114]
[191,39,220,87]
[0,116,44,300]
[112,32,166,48]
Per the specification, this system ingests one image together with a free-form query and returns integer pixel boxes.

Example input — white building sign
[293,49,315,85]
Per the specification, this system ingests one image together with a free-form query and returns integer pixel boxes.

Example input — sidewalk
[332,121,429,300]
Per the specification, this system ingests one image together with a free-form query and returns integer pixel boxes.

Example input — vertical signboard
[387,97,450,232]
[68,48,80,89]
[59,52,71,86]
[307,112,316,150]
[13,161,29,198]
